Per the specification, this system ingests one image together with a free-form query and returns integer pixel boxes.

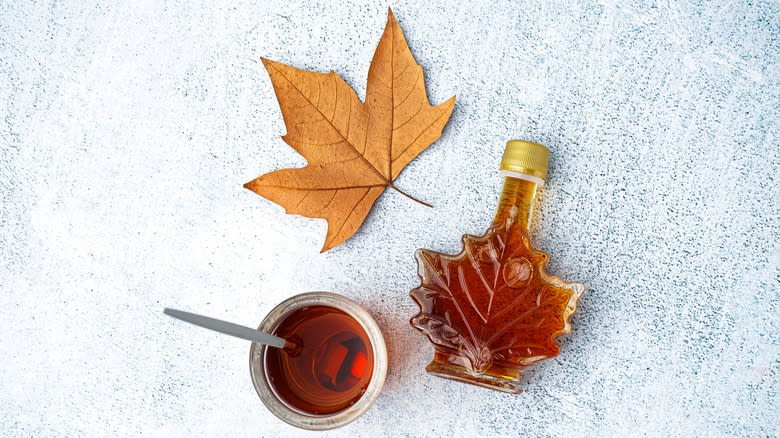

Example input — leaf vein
[393,102,424,131]
[393,69,420,109]
[392,106,450,163]
[327,187,372,247]
[314,189,339,215]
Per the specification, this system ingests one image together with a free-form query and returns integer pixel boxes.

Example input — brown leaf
[245,9,455,251]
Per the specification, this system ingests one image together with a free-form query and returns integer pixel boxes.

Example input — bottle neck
[492,173,542,230]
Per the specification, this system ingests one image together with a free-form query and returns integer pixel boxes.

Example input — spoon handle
[164,308,290,349]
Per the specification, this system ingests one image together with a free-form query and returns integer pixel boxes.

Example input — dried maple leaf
[245,9,455,251]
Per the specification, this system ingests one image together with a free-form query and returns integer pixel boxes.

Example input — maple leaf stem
[388,183,433,208]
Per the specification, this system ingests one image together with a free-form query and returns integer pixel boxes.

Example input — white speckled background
[1,0,778,436]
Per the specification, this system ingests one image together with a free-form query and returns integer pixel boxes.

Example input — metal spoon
[163,308,298,351]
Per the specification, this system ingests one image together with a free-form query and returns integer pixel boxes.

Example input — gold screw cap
[499,140,549,181]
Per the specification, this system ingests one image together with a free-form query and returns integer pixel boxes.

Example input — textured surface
[1,1,778,436]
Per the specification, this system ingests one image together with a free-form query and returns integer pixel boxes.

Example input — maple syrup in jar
[250,292,387,430]
[265,306,373,414]
[410,140,584,394]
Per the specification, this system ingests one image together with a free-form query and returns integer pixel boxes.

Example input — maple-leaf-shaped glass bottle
[410,140,584,394]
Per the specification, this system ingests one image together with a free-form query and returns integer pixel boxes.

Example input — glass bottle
[410,140,584,394]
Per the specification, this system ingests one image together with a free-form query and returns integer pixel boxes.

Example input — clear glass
[250,292,387,430]
[410,174,584,393]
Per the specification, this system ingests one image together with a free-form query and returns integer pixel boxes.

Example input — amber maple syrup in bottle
[410,140,584,394]
[264,306,374,414]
